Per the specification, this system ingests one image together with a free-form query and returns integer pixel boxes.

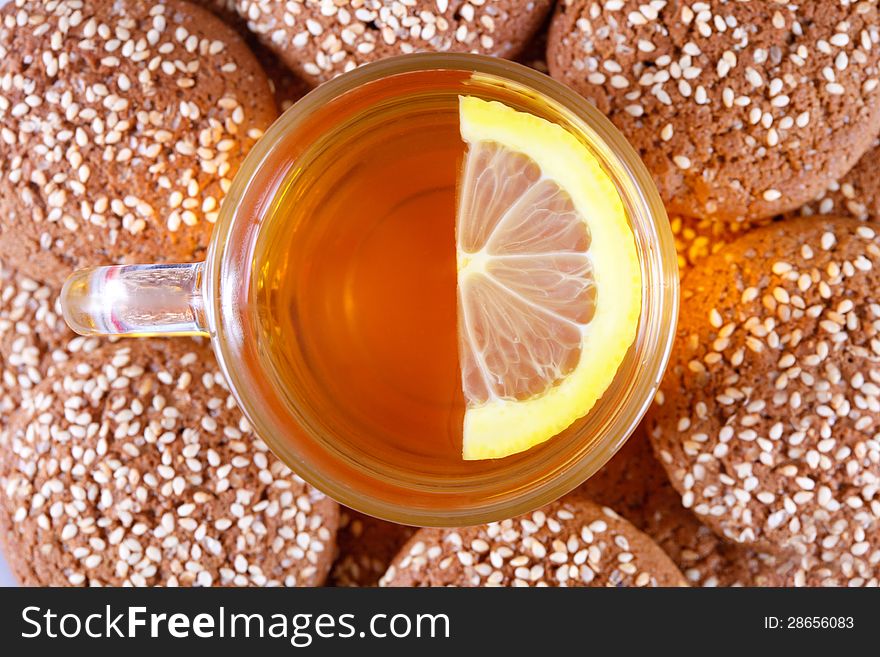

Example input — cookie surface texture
[548,0,880,221]
[0,339,339,586]
[236,0,554,85]
[0,0,277,285]
[380,495,687,587]
[649,217,880,567]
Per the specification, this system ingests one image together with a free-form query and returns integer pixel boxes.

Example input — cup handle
[60,262,209,337]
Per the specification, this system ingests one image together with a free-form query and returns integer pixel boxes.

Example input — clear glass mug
[60,54,679,527]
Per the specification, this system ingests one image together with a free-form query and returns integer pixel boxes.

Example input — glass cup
[60,54,678,527]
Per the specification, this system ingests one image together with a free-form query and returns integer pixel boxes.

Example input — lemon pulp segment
[456,96,642,460]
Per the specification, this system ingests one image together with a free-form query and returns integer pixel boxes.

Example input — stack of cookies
[2,0,879,587]
[0,0,333,587]
[550,0,880,588]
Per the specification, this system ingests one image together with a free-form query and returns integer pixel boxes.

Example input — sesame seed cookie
[791,139,880,222]
[638,475,864,586]
[581,429,877,586]
[329,508,416,587]
[548,1,880,221]
[648,217,880,565]
[0,262,90,425]
[0,339,339,586]
[378,495,687,587]
[578,427,672,527]
[235,0,554,86]
[0,0,277,286]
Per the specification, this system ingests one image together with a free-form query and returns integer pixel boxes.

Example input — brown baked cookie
[329,508,416,587]
[638,474,860,587]
[0,262,85,425]
[548,1,880,221]
[379,495,687,587]
[578,426,672,524]
[235,0,554,86]
[0,339,338,586]
[0,0,277,286]
[648,217,880,566]
[581,429,875,586]
[790,139,880,222]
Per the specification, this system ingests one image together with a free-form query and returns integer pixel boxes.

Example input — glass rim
[204,53,679,527]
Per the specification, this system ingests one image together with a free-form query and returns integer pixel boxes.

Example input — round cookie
[330,509,416,587]
[379,495,687,587]
[548,1,880,221]
[648,217,880,565]
[0,261,85,425]
[578,427,670,522]
[581,429,875,586]
[0,339,339,586]
[791,140,880,222]
[235,0,554,86]
[0,0,277,286]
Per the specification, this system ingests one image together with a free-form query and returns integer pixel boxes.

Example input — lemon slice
[457,96,642,460]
